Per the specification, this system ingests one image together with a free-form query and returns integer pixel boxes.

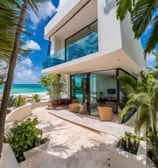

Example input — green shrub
[32,94,40,102]
[8,95,17,108]
[118,132,143,155]
[147,128,158,166]
[15,95,26,107]
[4,118,47,162]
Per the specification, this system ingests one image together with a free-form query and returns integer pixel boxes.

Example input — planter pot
[23,141,49,159]
[108,143,146,168]
[97,106,113,121]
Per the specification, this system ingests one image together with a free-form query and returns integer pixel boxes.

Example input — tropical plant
[7,96,17,108]
[32,94,40,102]
[4,118,46,162]
[39,74,66,100]
[116,0,158,54]
[119,71,158,166]
[119,131,143,155]
[0,0,19,63]
[0,0,48,157]
[15,95,26,107]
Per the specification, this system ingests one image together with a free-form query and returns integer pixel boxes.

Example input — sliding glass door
[90,70,118,115]
[71,74,89,111]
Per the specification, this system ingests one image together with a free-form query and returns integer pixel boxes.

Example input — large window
[66,21,98,61]
[90,70,118,115]
[71,74,88,104]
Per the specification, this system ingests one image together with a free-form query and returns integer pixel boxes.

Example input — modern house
[42,0,146,115]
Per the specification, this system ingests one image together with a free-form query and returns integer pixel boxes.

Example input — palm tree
[119,71,158,166]
[39,74,66,100]
[116,0,158,55]
[0,1,19,63]
[0,0,47,157]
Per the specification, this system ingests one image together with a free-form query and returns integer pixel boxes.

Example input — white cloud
[14,58,40,84]
[146,53,156,68]
[27,1,56,29]
[22,40,41,50]
[20,58,32,67]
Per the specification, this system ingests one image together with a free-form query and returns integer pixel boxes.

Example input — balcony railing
[43,49,65,69]
[43,32,98,69]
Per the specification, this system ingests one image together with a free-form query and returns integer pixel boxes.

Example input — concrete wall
[31,102,48,109]
[97,0,122,55]
[6,104,32,123]
[108,141,146,168]
[120,15,146,70]
[45,0,80,39]
[6,102,49,123]
[0,143,19,168]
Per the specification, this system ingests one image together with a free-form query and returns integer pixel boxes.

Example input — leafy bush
[147,128,158,166]
[4,118,46,162]
[7,95,26,108]
[118,132,143,154]
[15,95,26,107]
[8,95,17,108]
[32,94,40,102]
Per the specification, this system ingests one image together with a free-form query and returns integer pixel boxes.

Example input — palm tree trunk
[0,0,28,158]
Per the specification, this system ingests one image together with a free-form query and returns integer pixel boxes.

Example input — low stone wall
[31,101,48,109]
[0,143,19,168]
[6,104,32,123]
[6,101,49,124]
[108,141,146,168]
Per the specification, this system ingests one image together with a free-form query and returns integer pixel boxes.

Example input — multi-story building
[42,0,146,115]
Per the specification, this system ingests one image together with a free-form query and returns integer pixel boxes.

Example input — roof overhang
[44,0,97,40]
[42,49,146,75]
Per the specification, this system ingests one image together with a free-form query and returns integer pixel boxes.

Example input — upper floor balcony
[43,21,98,69]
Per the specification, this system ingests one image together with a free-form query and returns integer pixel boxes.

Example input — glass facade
[43,49,65,69]
[90,70,118,115]
[43,21,98,69]
[70,69,134,116]
[66,21,98,61]
[71,74,88,104]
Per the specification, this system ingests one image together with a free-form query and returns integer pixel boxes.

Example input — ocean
[0,84,47,95]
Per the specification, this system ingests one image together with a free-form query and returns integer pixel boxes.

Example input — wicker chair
[97,106,113,121]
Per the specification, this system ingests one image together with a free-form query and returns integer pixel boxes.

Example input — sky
[13,0,157,84]
[13,0,66,84]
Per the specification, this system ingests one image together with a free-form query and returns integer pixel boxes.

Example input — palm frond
[144,15,158,54]
[132,0,157,38]
[116,0,133,21]
[135,103,151,133]
[119,101,136,120]
[119,74,137,94]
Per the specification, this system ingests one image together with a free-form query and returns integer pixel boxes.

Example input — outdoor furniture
[69,103,80,113]
[97,106,113,121]
[51,98,70,109]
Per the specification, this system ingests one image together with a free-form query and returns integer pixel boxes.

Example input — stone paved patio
[19,106,134,168]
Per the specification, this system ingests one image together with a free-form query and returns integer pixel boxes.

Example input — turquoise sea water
[0,84,47,95]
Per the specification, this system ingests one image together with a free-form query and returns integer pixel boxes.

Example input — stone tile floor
[19,106,134,168]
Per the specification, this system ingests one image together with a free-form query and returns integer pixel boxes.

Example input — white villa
[42,0,146,115]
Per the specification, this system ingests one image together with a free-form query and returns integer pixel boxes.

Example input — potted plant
[118,131,143,155]
[4,118,47,162]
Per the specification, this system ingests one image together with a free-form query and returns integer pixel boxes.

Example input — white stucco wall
[6,104,32,123]
[0,143,19,168]
[120,15,146,70]
[45,0,80,39]
[97,0,122,54]
[43,0,146,74]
